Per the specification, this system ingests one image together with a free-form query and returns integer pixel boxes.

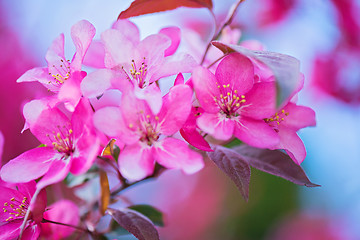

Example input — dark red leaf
[107,208,160,240]
[118,0,213,19]
[207,146,251,201]
[212,41,301,107]
[233,145,320,187]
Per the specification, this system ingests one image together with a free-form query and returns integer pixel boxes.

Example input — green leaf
[113,144,120,162]
[128,205,164,227]
[36,144,47,148]
[224,138,243,148]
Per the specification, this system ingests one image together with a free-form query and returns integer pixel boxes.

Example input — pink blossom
[257,0,297,26]
[17,20,96,110]
[40,200,80,240]
[81,19,196,114]
[0,180,47,240]
[192,52,279,148]
[0,98,100,190]
[93,84,204,181]
[312,44,360,104]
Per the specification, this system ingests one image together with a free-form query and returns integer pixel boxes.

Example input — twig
[200,0,246,65]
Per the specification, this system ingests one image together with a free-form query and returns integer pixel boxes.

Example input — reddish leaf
[212,41,300,107]
[118,0,213,19]
[233,145,320,187]
[207,146,251,201]
[107,208,160,240]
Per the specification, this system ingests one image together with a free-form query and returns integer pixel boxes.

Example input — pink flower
[93,84,204,181]
[40,200,80,240]
[81,19,196,114]
[312,44,360,104]
[0,98,100,190]
[0,180,47,240]
[192,53,279,148]
[17,20,96,110]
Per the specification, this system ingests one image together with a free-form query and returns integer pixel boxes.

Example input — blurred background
[1,0,359,239]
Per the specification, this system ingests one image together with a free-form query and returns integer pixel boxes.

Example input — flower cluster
[0,6,316,239]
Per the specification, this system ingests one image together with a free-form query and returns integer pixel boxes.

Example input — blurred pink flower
[40,200,80,240]
[0,6,41,164]
[331,0,360,48]
[267,213,346,240]
[312,44,360,104]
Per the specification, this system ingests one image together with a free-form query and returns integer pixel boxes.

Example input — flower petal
[174,73,185,86]
[192,66,220,113]
[154,138,204,174]
[42,200,79,239]
[118,143,154,181]
[36,159,71,190]
[134,84,163,115]
[21,99,51,133]
[215,53,254,95]
[158,84,192,135]
[241,81,276,119]
[70,20,96,71]
[0,220,22,240]
[234,117,279,148]
[159,27,181,57]
[282,103,316,131]
[81,69,118,98]
[30,107,70,146]
[17,67,60,92]
[21,223,40,240]
[137,34,170,66]
[70,131,100,175]
[58,71,86,111]
[93,107,139,144]
[102,29,137,68]
[112,20,140,45]
[149,53,197,83]
[83,40,106,68]
[0,147,57,183]
[274,127,307,165]
[197,113,235,141]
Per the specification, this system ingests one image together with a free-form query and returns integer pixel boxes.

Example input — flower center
[48,59,71,86]
[121,58,148,89]
[46,126,74,156]
[129,112,160,146]
[3,196,29,222]
[214,83,246,118]
[264,109,289,132]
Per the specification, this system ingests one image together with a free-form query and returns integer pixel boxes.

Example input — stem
[97,156,125,183]
[207,55,226,69]
[110,164,164,196]
[200,0,246,65]
[42,218,92,234]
